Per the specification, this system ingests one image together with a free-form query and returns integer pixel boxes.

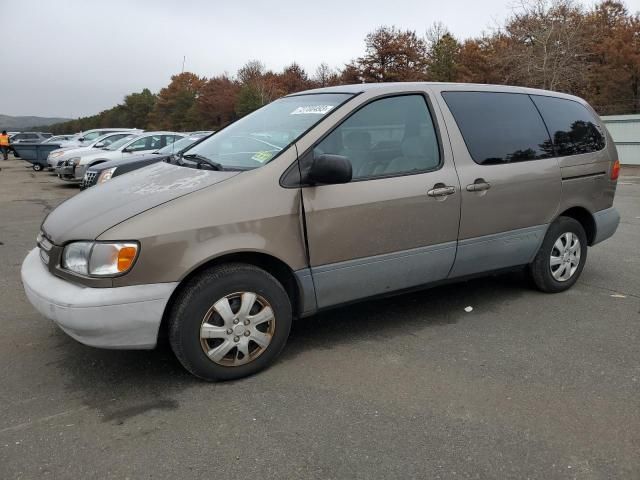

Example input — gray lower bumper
[21,249,178,349]
[592,207,620,245]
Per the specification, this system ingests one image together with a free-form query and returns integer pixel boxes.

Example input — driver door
[300,92,461,308]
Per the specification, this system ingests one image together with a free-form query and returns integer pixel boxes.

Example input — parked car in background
[82,132,212,188]
[56,128,138,148]
[21,83,621,381]
[43,135,75,144]
[47,131,141,170]
[10,132,52,143]
[57,131,184,183]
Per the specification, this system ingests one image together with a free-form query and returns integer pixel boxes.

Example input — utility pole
[181,56,186,73]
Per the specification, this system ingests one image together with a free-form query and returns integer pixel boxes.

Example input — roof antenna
[181,56,186,73]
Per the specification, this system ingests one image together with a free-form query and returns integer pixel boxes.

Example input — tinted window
[442,92,552,165]
[315,95,440,179]
[531,95,605,156]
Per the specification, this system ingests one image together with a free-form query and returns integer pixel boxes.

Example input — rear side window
[531,95,605,156]
[315,94,440,180]
[442,91,553,165]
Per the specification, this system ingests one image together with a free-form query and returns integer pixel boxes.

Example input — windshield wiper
[182,153,224,171]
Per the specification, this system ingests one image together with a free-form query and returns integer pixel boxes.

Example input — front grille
[82,171,98,188]
[56,160,65,167]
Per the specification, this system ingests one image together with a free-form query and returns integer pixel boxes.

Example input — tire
[32,163,43,171]
[168,263,292,381]
[528,216,588,293]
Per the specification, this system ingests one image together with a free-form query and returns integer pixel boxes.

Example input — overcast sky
[5,0,640,118]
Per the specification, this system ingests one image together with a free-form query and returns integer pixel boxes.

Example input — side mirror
[308,153,352,185]
[122,147,131,153]
[94,142,105,148]
[77,137,85,142]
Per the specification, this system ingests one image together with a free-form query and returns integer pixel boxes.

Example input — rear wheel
[528,216,587,293]
[168,263,292,381]
[32,163,43,171]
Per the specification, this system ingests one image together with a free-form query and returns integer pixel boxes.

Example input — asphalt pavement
[1,157,638,479]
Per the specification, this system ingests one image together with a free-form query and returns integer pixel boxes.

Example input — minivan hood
[42,162,239,244]
[88,153,166,173]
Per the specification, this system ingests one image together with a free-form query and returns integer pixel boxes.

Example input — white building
[601,114,640,165]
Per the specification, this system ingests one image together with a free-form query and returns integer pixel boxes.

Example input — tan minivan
[22,83,620,381]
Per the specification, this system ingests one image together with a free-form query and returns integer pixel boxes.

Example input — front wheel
[168,263,292,381]
[528,216,588,293]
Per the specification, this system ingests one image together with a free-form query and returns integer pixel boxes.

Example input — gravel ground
[1,156,638,479]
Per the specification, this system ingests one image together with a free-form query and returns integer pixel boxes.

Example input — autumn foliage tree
[191,75,240,128]
[354,26,429,82]
[43,0,640,134]
[147,72,205,130]
[584,1,640,113]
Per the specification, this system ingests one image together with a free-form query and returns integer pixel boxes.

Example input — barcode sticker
[290,105,334,115]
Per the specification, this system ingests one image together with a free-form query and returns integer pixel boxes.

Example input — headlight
[61,241,139,277]
[69,157,81,166]
[97,167,117,184]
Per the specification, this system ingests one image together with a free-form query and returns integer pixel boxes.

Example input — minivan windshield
[104,134,138,151]
[182,93,353,169]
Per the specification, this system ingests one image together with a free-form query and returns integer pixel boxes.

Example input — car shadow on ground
[49,270,531,423]
[284,270,531,358]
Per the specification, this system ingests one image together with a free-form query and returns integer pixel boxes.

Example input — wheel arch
[87,159,109,168]
[556,206,596,245]
[158,251,303,343]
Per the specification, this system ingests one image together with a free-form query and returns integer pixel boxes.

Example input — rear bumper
[21,248,178,349]
[592,207,620,245]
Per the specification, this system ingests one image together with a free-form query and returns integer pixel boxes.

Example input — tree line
[43,0,640,134]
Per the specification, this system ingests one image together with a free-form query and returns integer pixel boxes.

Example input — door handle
[466,179,491,192]
[427,184,456,197]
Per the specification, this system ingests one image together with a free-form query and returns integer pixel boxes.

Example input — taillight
[611,159,620,181]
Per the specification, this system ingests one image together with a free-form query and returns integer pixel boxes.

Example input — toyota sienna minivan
[21,83,620,381]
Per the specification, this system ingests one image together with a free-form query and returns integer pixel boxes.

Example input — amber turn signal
[117,246,138,272]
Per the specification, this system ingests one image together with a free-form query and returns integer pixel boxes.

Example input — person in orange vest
[0,130,10,160]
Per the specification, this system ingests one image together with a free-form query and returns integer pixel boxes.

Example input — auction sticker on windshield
[251,151,274,163]
[290,105,334,115]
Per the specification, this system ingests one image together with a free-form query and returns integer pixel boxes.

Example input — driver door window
[314,94,440,180]
[127,136,159,152]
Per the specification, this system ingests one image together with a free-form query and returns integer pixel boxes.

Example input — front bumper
[47,156,64,169]
[21,248,178,349]
[55,164,80,182]
[592,207,620,245]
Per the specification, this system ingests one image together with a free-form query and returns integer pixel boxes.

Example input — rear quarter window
[530,95,605,156]
[442,91,553,165]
